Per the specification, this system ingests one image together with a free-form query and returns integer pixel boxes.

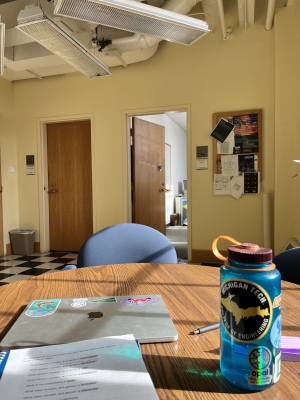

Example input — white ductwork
[107,0,203,53]
[162,0,199,14]
[201,0,220,26]
[109,33,159,52]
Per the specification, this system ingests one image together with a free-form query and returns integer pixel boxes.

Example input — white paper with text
[0,335,158,400]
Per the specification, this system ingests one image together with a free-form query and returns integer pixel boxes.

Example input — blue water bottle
[212,236,281,390]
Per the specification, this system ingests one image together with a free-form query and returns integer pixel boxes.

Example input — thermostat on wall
[196,146,208,170]
[26,155,35,175]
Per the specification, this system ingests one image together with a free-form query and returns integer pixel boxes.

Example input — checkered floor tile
[0,252,77,286]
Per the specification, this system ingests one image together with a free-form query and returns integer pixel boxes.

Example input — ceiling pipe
[237,0,245,28]
[216,0,232,39]
[265,0,276,31]
[247,0,255,25]
[244,0,248,30]
[238,0,255,30]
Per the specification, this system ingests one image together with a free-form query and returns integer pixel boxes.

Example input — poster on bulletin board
[212,109,262,180]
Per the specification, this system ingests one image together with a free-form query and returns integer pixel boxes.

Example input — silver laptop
[0,294,178,349]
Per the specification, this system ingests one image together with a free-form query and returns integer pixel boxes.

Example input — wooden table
[0,264,299,399]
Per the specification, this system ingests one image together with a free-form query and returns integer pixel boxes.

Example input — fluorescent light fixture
[16,5,111,78]
[0,19,5,76]
[54,0,210,46]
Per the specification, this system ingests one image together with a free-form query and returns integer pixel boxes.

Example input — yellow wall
[274,6,297,254]
[0,78,19,248]
[6,2,297,258]
[294,4,300,244]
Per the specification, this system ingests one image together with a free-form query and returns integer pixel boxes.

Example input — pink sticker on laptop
[121,297,158,306]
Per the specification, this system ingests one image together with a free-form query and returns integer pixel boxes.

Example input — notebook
[0,294,178,349]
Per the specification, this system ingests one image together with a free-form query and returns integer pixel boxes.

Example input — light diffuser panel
[17,16,111,78]
[54,0,210,46]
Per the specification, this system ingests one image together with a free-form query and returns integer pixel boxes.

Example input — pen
[193,322,220,334]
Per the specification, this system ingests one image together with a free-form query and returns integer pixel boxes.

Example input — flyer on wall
[233,113,259,154]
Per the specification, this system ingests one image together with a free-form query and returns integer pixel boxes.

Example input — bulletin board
[212,109,262,181]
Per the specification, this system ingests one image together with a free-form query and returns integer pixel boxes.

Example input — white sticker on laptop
[71,298,88,308]
[25,300,61,317]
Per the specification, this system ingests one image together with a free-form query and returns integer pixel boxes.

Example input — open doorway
[130,111,188,261]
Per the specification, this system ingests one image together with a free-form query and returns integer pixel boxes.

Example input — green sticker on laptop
[91,297,116,303]
[25,300,61,317]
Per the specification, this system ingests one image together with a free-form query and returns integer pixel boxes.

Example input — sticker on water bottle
[273,294,281,308]
[247,347,273,385]
[221,279,272,341]
[273,353,281,383]
[270,315,281,348]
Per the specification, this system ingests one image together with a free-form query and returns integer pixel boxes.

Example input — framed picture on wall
[212,109,262,180]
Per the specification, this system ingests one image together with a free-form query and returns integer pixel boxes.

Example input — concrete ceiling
[0,0,15,4]
[0,0,295,82]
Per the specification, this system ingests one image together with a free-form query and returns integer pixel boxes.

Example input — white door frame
[165,142,172,225]
[121,104,191,259]
[37,114,96,253]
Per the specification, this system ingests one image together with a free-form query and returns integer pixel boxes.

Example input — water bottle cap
[228,243,273,264]
[239,243,260,250]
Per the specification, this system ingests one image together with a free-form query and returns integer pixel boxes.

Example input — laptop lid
[0,294,178,349]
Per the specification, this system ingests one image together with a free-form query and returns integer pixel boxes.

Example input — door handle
[159,188,171,192]
[48,189,57,193]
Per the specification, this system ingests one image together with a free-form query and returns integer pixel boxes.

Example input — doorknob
[159,183,171,192]
[159,188,171,192]
[48,183,57,193]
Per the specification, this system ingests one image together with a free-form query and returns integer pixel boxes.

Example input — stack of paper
[281,336,300,361]
[0,335,158,399]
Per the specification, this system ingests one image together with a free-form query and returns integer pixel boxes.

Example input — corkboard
[212,109,262,181]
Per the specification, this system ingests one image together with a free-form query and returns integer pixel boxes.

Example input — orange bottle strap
[212,235,242,261]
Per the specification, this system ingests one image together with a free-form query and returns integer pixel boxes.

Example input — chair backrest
[273,247,300,285]
[76,223,178,267]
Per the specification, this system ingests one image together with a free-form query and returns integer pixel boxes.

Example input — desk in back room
[0,263,299,399]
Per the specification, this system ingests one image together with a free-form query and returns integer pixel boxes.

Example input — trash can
[170,213,179,226]
[9,229,35,255]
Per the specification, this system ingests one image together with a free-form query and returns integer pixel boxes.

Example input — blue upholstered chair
[63,223,178,270]
[272,247,300,285]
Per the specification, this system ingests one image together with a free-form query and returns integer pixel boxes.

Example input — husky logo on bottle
[221,280,272,341]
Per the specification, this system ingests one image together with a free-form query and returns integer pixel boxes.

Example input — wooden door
[47,120,93,252]
[132,118,166,235]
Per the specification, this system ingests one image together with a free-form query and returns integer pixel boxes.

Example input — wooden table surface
[0,263,299,399]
